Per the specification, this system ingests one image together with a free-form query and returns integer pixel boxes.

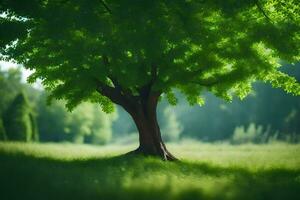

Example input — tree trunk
[125,95,177,161]
[96,77,176,160]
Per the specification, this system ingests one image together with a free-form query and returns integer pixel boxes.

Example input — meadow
[0,142,300,200]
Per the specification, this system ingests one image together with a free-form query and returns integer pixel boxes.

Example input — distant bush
[279,132,300,143]
[161,107,183,142]
[83,103,118,145]
[38,93,117,144]
[3,92,38,142]
[231,123,300,144]
[231,123,274,144]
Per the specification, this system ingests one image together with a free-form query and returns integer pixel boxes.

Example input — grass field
[0,142,300,200]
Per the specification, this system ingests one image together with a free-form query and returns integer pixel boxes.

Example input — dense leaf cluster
[0,0,299,111]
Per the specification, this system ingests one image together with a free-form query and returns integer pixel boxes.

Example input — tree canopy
[1,0,299,111]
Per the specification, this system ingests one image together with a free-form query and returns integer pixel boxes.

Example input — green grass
[0,142,300,200]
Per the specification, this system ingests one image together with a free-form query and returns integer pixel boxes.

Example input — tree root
[125,147,178,161]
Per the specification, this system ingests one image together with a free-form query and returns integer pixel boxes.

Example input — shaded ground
[0,142,300,200]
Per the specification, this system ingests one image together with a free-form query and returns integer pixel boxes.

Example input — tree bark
[125,94,177,161]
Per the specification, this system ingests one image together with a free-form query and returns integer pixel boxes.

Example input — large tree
[0,0,299,160]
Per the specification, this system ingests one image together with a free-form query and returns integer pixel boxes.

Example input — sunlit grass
[0,142,137,160]
[170,141,300,170]
[0,142,300,200]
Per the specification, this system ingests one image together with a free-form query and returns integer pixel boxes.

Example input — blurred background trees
[161,107,183,142]
[37,93,117,144]
[0,63,299,144]
[3,92,38,141]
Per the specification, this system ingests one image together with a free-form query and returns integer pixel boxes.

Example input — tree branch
[255,0,273,23]
[150,63,158,84]
[102,54,135,97]
[100,0,112,14]
[95,80,124,105]
[139,63,160,98]
[95,79,141,114]
[102,55,120,89]
[100,57,161,111]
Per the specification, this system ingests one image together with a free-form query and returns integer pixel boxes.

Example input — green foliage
[0,67,40,141]
[36,93,68,142]
[231,123,273,144]
[0,16,28,48]
[65,102,117,144]
[37,92,117,144]
[165,90,178,106]
[65,103,96,143]
[86,106,118,144]
[164,63,300,142]
[264,70,300,95]
[3,92,37,141]
[1,142,300,200]
[0,0,299,111]
[0,67,23,115]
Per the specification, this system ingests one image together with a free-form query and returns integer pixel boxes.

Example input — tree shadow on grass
[0,152,300,200]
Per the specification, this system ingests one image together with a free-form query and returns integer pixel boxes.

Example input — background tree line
[0,66,118,144]
[0,63,299,144]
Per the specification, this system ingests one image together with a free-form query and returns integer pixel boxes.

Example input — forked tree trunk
[125,95,177,161]
[96,75,176,161]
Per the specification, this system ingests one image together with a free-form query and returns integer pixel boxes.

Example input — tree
[3,92,38,141]
[1,0,300,160]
